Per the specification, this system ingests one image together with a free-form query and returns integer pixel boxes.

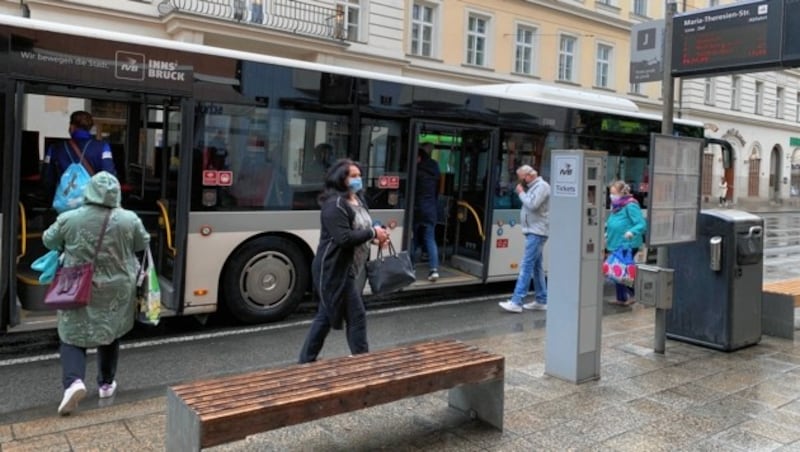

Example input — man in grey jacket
[499,165,550,313]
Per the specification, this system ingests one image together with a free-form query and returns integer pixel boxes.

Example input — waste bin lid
[701,208,762,223]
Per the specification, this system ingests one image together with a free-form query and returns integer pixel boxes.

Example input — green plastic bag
[136,248,162,326]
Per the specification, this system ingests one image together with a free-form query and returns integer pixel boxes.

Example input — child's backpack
[52,140,95,213]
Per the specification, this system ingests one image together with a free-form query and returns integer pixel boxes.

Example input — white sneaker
[99,380,117,399]
[498,301,523,313]
[428,270,439,282]
[523,301,548,311]
[58,379,86,416]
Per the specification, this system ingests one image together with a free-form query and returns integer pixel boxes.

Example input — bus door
[133,98,191,314]
[410,122,497,281]
[4,82,62,331]
[1,83,17,330]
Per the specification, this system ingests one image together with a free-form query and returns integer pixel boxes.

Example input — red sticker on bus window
[218,171,233,186]
[496,239,509,248]
[203,170,218,186]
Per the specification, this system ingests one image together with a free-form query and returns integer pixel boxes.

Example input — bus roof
[0,15,703,129]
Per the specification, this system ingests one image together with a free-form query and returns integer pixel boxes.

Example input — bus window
[495,132,545,209]
[284,114,350,209]
[193,103,292,210]
[360,120,407,210]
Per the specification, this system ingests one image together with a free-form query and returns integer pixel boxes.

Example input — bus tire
[222,236,309,324]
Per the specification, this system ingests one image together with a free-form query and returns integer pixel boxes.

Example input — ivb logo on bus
[115,51,145,81]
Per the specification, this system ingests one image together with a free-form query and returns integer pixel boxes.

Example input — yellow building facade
[403,0,665,106]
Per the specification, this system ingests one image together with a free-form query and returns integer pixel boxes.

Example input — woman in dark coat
[298,159,389,363]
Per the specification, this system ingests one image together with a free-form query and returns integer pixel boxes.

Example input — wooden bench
[762,278,800,339]
[165,340,504,451]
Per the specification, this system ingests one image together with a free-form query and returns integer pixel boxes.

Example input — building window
[595,44,612,88]
[633,0,647,16]
[797,92,800,122]
[731,75,741,110]
[410,2,435,57]
[755,81,764,115]
[704,78,715,105]
[558,35,577,82]
[709,0,720,6]
[777,87,785,119]
[335,0,361,41]
[514,25,537,75]
[630,82,642,94]
[466,14,489,66]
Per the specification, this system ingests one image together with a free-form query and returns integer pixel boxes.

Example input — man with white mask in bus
[499,164,550,313]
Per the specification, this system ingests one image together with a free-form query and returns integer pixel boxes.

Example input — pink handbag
[44,210,111,310]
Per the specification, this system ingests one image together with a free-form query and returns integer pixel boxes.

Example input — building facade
[6,0,800,205]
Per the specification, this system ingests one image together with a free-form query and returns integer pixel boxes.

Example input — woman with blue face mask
[604,180,647,306]
[299,159,389,363]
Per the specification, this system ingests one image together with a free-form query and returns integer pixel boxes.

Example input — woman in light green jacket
[43,172,149,415]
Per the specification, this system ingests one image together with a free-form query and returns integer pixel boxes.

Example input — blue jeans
[60,340,119,389]
[298,276,368,363]
[413,222,439,271]
[615,283,635,302]
[511,233,547,305]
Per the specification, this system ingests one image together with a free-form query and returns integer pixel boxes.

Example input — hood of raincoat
[83,171,121,208]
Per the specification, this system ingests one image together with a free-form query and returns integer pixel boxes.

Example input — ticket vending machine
[545,150,606,383]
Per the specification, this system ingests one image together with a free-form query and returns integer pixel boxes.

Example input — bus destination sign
[672,0,783,77]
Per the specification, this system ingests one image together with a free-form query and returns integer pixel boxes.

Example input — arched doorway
[791,149,800,197]
[747,144,762,198]
[769,145,782,202]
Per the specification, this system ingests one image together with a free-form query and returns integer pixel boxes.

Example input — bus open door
[408,121,498,286]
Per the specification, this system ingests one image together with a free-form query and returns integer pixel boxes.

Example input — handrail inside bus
[17,202,26,262]
[456,200,485,241]
[155,200,177,258]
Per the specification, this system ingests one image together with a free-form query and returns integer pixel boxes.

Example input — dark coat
[312,193,375,329]
[415,156,440,224]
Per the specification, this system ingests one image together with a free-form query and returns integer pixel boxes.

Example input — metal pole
[655,0,678,354]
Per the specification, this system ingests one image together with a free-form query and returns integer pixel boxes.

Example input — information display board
[646,135,705,246]
[785,0,800,66]
[672,0,783,77]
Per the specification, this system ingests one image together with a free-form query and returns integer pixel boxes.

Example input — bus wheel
[222,237,309,324]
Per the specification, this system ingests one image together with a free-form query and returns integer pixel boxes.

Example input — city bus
[0,15,705,333]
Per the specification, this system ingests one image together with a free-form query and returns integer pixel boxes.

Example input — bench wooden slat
[166,340,505,451]
[201,353,502,419]
[186,348,494,411]
[171,340,467,396]
[200,355,502,447]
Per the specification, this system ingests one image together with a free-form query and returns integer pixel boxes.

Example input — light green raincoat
[43,172,150,348]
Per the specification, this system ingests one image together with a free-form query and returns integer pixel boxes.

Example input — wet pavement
[4,304,800,451]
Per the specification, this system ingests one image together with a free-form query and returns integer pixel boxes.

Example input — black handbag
[366,242,416,295]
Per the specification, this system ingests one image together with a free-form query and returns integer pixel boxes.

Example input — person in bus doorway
[499,165,550,313]
[413,143,441,281]
[43,111,117,204]
[298,159,389,363]
[604,180,647,306]
[43,172,150,415]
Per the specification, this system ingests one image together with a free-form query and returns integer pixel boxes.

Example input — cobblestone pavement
[4,304,800,451]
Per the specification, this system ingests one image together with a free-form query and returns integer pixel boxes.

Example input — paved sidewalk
[4,305,800,451]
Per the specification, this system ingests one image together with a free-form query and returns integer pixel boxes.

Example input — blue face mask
[348,177,363,193]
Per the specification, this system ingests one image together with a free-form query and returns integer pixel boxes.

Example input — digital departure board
[785,0,800,66]
[672,0,783,77]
